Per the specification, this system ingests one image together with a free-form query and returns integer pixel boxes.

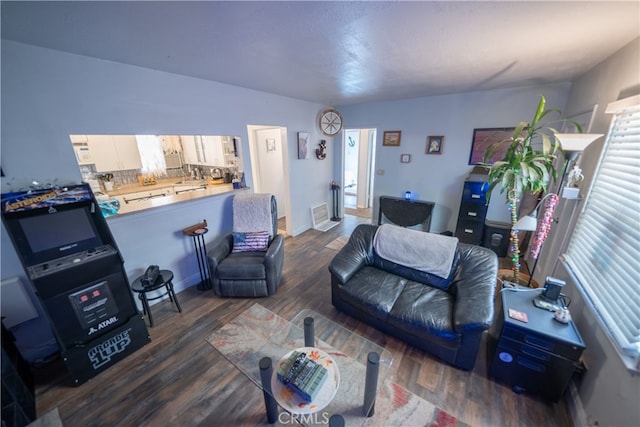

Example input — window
[564,97,640,370]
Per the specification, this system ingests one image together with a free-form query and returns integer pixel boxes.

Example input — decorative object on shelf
[400,153,411,163]
[316,140,327,160]
[297,132,310,159]
[469,128,516,165]
[483,96,582,286]
[426,135,444,154]
[382,130,401,147]
[318,109,343,137]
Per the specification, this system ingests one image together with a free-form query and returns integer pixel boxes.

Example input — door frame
[247,125,292,236]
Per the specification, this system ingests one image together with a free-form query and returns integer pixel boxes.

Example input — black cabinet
[455,179,488,244]
[489,289,585,402]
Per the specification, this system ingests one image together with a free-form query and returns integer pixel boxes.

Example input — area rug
[325,235,349,251]
[208,304,470,427]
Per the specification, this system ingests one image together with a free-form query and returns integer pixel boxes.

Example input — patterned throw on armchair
[207,193,284,297]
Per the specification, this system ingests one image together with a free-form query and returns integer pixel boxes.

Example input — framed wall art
[297,132,310,159]
[400,154,411,163]
[382,131,401,147]
[468,127,515,165]
[426,136,444,154]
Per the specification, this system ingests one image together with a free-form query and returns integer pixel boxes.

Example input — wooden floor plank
[31,213,573,427]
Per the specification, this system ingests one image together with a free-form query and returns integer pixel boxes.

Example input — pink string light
[530,194,559,259]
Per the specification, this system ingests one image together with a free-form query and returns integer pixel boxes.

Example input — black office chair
[207,194,284,297]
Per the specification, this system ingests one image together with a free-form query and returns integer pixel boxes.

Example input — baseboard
[566,381,590,427]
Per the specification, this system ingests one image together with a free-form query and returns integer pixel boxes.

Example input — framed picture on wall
[426,136,444,154]
[297,132,310,159]
[382,131,402,147]
[400,154,411,163]
[468,127,515,165]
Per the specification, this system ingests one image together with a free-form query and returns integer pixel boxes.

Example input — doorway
[343,129,376,217]
[247,125,292,236]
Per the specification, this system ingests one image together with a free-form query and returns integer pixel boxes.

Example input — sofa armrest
[328,224,376,284]
[264,234,284,271]
[206,234,233,273]
[451,244,498,333]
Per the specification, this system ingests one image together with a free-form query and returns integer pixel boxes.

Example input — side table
[131,269,182,327]
[489,287,585,402]
[182,220,212,291]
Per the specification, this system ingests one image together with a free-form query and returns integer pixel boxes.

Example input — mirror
[69,134,243,194]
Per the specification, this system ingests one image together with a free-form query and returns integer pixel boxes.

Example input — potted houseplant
[483,96,577,285]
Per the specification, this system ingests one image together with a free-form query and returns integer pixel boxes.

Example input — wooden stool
[131,269,182,327]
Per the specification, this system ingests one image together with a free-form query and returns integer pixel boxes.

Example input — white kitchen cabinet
[120,187,172,203]
[201,136,225,166]
[181,135,203,165]
[181,135,225,166]
[87,135,142,172]
[73,145,94,165]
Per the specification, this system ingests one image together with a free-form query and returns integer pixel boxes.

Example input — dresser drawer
[459,201,487,221]
[490,338,578,402]
[501,323,585,361]
[455,219,484,245]
[462,181,488,203]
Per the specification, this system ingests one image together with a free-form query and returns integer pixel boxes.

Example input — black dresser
[489,288,585,402]
[454,178,488,244]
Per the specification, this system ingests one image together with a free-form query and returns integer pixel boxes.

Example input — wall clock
[318,109,343,137]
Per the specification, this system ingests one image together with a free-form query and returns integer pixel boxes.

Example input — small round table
[131,269,182,327]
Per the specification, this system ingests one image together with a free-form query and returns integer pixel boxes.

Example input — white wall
[0,40,335,350]
[338,84,571,233]
[546,38,640,427]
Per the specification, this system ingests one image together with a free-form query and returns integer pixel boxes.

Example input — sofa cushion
[388,281,458,341]
[336,266,407,321]
[373,254,456,291]
[216,252,266,279]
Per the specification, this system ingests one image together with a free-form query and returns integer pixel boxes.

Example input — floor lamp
[515,133,603,287]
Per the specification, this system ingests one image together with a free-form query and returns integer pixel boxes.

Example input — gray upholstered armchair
[207,194,284,297]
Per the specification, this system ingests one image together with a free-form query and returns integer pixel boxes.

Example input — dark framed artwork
[426,136,444,154]
[382,130,401,147]
[468,127,515,165]
[400,154,411,163]
[297,132,310,159]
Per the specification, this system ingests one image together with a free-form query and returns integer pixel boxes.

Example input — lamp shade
[514,213,538,231]
[555,133,603,153]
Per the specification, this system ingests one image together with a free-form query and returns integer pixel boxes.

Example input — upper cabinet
[87,135,143,172]
[181,135,225,166]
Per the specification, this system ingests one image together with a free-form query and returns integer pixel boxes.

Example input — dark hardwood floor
[32,214,571,427]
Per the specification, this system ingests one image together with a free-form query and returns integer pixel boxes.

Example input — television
[4,203,104,266]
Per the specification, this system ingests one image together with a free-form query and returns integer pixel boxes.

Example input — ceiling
[2,1,639,106]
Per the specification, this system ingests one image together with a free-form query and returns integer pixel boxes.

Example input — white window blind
[564,101,640,364]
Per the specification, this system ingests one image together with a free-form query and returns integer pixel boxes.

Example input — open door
[343,129,376,211]
[247,125,292,236]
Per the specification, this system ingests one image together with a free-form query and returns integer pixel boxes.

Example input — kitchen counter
[100,179,244,216]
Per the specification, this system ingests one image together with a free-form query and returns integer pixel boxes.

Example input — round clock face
[319,109,343,136]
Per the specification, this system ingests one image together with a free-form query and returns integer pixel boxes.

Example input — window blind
[564,102,640,363]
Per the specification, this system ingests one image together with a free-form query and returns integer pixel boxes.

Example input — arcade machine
[1,184,150,385]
